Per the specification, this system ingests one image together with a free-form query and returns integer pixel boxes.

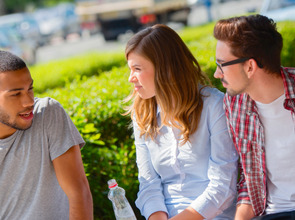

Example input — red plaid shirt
[224,67,295,216]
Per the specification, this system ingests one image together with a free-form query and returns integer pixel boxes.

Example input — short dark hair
[214,14,283,74]
[0,50,27,72]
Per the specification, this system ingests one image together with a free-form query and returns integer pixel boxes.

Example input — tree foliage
[3,0,73,13]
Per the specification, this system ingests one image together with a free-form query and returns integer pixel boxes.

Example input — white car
[260,0,295,21]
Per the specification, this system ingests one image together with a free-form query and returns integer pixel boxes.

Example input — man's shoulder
[34,97,59,106]
[201,86,224,103]
[34,97,63,113]
[283,67,295,80]
[284,67,295,74]
[224,93,248,108]
[201,87,226,115]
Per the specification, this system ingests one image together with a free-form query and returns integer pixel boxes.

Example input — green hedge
[35,21,295,219]
[278,21,295,68]
[38,67,140,219]
[30,52,125,93]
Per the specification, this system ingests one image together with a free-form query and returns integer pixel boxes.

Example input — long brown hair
[125,24,210,144]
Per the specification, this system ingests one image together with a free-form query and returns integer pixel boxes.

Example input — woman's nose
[128,73,137,83]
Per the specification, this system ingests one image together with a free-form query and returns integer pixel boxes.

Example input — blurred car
[0,13,44,47]
[190,0,240,5]
[33,3,81,45]
[0,30,22,57]
[260,0,295,21]
[0,26,37,65]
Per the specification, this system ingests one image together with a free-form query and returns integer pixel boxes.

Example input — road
[36,33,126,64]
[35,0,264,64]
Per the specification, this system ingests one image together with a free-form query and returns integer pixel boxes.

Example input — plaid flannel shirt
[223,67,295,216]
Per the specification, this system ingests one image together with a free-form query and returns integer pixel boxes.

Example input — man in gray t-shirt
[0,50,93,220]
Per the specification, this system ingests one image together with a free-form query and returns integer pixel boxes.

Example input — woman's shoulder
[201,86,224,104]
[200,87,226,123]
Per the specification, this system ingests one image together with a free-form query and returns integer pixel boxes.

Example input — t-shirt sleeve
[42,98,85,161]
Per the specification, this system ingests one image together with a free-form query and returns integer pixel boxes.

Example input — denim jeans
[252,210,295,220]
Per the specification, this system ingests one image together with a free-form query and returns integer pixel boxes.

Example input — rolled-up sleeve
[224,94,251,205]
[190,93,239,219]
[133,121,168,219]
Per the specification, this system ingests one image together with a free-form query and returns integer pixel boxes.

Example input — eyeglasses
[216,57,250,74]
[216,57,263,74]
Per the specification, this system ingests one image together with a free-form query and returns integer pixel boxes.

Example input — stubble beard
[223,71,249,97]
[226,88,241,97]
[0,109,33,131]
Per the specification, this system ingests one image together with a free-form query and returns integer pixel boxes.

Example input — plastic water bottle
[108,179,137,220]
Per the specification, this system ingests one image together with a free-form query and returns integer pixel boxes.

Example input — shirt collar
[281,67,295,111]
[245,94,258,115]
[156,105,161,117]
[281,67,295,100]
[245,67,295,114]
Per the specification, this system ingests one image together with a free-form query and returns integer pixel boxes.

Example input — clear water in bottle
[108,179,137,220]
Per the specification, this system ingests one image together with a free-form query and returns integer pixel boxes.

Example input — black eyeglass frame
[216,57,263,74]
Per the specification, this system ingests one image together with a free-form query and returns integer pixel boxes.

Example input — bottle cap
[108,179,118,188]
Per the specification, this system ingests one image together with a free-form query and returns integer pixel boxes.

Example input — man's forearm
[235,204,255,220]
[69,192,93,220]
[52,146,93,220]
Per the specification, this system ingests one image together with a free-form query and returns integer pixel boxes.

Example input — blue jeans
[252,210,295,220]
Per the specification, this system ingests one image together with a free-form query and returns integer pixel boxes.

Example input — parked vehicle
[33,3,81,45]
[75,0,195,41]
[0,12,43,47]
[260,0,295,21]
[0,26,37,65]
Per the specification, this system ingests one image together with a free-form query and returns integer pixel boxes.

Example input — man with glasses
[213,14,295,220]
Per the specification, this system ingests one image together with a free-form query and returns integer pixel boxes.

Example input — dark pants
[252,210,295,220]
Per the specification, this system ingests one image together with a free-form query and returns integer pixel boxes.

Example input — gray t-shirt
[0,97,85,220]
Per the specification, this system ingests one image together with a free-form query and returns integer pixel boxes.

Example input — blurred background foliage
[2,0,73,13]
[31,20,295,219]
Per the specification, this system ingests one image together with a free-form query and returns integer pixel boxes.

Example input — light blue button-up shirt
[133,87,238,219]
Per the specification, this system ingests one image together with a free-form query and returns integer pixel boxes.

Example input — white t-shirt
[255,94,295,214]
[0,97,85,220]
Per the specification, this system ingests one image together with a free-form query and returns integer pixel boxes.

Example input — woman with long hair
[125,24,238,220]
